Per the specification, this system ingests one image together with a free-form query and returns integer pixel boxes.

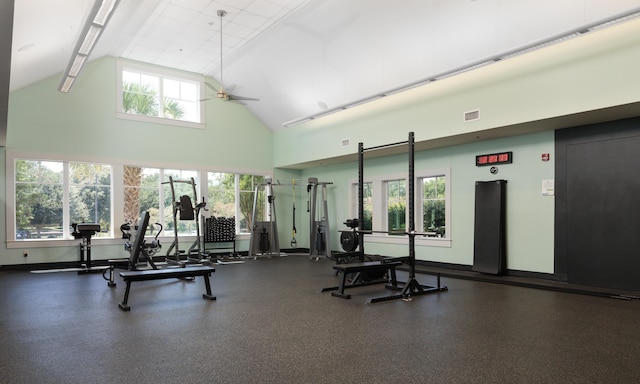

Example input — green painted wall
[275,131,553,273]
[7,56,272,169]
[4,18,640,274]
[265,17,640,275]
[2,56,273,266]
[272,17,640,168]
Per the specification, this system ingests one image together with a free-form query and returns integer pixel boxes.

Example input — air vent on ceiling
[341,138,350,147]
[464,109,480,122]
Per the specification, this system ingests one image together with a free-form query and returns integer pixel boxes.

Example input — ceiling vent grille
[464,109,480,122]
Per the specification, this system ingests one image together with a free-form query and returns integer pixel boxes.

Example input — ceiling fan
[205,10,259,103]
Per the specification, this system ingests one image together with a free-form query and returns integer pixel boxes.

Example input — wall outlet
[23,250,28,257]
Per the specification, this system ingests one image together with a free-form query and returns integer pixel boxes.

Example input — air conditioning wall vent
[464,109,480,122]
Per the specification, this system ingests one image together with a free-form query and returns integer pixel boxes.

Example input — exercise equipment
[307,177,333,260]
[248,177,281,258]
[163,176,207,265]
[118,266,216,311]
[339,218,360,253]
[72,222,103,274]
[290,180,297,248]
[323,132,447,302]
[202,216,241,263]
[105,211,163,286]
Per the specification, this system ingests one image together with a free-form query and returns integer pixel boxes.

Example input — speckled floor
[1,255,640,384]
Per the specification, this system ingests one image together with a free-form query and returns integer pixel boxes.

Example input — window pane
[124,167,162,236]
[164,78,180,98]
[386,179,406,234]
[239,175,264,233]
[207,172,235,218]
[15,160,64,239]
[176,100,199,122]
[422,176,446,238]
[69,163,112,237]
[353,182,373,230]
[163,170,199,236]
[122,70,159,117]
[181,82,197,102]
[122,68,201,123]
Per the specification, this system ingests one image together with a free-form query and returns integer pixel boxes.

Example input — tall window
[117,61,204,127]
[123,166,160,236]
[207,172,235,218]
[69,163,112,237]
[419,174,448,238]
[352,182,373,230]
[15,160,64,239]
[386,179,406,234]
[238,175,265,233]
[14,160,112,240]
[163,169,199,237]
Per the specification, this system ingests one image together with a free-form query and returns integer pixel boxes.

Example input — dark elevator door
[566,135,640,290]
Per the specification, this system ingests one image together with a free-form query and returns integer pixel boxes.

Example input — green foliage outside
[215,174,265,232]
[122,82,185,119]
[15,161,111,239]
[423,176,446,237]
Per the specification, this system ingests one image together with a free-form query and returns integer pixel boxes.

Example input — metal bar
[408,132,416,280]
[362,140,409,152]
[356,229,434,236]
[358,141,365,261]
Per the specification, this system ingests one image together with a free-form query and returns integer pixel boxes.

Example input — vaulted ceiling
[8,0,640,133]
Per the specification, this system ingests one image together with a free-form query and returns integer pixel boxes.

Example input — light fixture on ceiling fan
[205,9,259,103]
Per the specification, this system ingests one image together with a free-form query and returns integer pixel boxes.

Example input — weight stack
[472,180,507,275]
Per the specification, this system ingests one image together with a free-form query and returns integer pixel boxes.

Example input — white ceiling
[9,0,640,131]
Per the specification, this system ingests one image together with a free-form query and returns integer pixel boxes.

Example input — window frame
[416,168,451,247]
[116,60,206,129]
[349,168,451,247]
[8,155,115,245]
[5,150,269,249]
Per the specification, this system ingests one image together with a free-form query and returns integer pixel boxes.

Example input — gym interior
[2,2,640,383]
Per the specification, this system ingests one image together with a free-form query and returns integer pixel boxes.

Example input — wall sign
[476,151,513,167]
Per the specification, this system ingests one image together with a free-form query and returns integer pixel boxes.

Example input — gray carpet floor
[1,255,640,384]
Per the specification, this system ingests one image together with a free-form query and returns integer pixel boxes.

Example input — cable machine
[248,177,282,258]
[307,177,333,260]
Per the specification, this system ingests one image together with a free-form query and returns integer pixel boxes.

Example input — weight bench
[321,260,402,299]
[118,266,216,311]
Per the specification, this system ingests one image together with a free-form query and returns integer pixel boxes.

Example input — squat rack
[356,132,447,302]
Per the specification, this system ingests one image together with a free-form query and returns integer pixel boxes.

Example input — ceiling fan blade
[228,94,260,102]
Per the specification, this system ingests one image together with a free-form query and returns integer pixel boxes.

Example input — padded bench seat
[322,260,402,299]
[118,266,216,311]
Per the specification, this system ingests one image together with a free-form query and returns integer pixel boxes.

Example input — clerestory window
[117,61,204,128]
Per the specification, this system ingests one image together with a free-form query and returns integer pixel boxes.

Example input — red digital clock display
[476,151,513,167]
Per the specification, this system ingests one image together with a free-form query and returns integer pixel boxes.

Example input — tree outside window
[386,179,406,234]
[15,160,64,239]
[121,70,192,122]
[422,176,446,237]
[124,166,161,236]
[238,175,265,233]
[69,163,111,237]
